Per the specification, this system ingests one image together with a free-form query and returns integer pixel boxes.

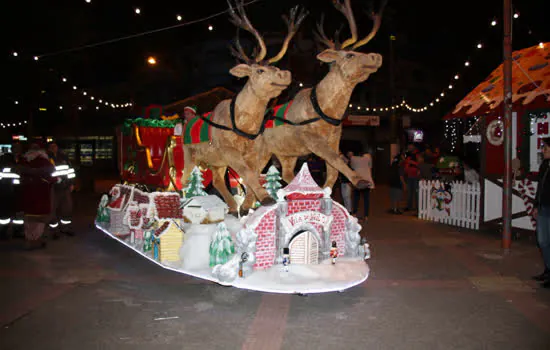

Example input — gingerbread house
[242,164,359,270]
[151,220,185,263]
[107,185,135,235]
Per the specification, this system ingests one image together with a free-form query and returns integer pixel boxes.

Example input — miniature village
[96,164,371,294]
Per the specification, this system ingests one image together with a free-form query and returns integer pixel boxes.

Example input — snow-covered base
[95,221,369,294]
[232,258,369,294]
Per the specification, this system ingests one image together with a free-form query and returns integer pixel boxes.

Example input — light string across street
[348,10,541,114]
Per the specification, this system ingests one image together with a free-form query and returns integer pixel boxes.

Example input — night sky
[3,0,547,128]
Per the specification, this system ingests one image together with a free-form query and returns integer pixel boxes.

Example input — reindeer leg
[242,147,275,210]
[324,164,339,189]
[225,151,275,207]
[277,155,298,184]
[302,132,369,188]
[181,147,195,190]
[212,166,239,213]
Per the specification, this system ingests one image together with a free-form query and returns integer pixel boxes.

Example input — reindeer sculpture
[182,0,306,213]
[241,0,385,209]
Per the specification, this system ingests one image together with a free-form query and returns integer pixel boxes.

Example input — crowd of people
[336,143,481,218]
[0,141,74,249]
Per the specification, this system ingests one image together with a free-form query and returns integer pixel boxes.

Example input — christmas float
[95,0,377,293]
[96,164,370,294]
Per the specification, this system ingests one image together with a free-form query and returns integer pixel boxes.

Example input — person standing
[404,151,420,212]
[532,137,550,288]
[48,142,74,237]
[389,154,406,214]
[339,152,353,213]
[19,143,55,249]
[417,154,433,181]
[350,150,375,222]
[0,149,17,239]
[463,162,480,184]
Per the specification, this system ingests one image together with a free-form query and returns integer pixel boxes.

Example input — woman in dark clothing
[532,137,550,288]
[389,154,406,214]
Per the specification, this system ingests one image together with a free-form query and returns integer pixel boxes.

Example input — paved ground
[0,189,549,350]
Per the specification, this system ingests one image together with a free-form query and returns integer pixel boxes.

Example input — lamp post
[502,0,513,251]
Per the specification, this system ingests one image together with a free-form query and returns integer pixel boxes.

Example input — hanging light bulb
[539,42,545,49]
[135,8,141,15]
[477,43,483,49]
[208,25,213,31]
[78,106,82,110]
[12,52,18,57]
[62,77,67,82]
[491,20,497,26]
[33,56,39,61]
[464,61,470,67]
[454,74,459,80]
[59,106,63,110]
[177,15,182,21]
[349,104,352,108]
[83,91,87,96]
[73,86,77,90]
[448,85,453,89]
[513,13,519,19]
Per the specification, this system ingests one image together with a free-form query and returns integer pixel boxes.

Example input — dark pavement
[0,189,549,350]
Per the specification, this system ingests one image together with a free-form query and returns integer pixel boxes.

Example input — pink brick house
[244,164,356,270]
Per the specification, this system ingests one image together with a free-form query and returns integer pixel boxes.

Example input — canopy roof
[163,87,235,116]
[447,43,550,119]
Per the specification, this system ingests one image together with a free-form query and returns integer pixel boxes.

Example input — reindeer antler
[351,0,387,50]
[333,0,358,49]
[227,0,267,63]
[267,6,308,64]
[230,29,254,63]
[314,14,336,50]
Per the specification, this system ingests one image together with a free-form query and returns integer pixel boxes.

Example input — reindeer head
[227,1,307,100]
[315,0,385,84]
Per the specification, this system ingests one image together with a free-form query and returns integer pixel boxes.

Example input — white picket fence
[418,180,481,230]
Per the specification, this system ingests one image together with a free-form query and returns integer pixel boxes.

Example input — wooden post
[502,0,513,251]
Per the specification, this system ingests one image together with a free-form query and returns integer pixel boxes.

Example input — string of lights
[10,0,263,60]
[9,67,133,113]
[347,10,543,114]
[1,121,28,129]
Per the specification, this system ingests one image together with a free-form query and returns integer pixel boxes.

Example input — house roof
[163,87,235,116]
[182,195,228,211]
[154,221,171,237]
[282,163,324,195]
[446,43,550,119]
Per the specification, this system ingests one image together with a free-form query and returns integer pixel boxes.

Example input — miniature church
[242,164,361,270]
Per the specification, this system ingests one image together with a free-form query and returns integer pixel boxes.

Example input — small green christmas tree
[209,222,235,267]
[263,165,282,200]
[184,166,208,198]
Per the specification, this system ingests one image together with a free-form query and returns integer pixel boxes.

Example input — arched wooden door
[289,231,319,264]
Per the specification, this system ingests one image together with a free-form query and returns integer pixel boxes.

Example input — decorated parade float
[419,42,549,232]
[95,0,381,294]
